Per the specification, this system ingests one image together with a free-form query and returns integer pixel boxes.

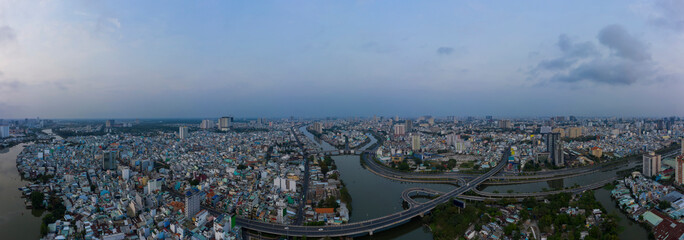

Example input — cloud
[551,59,655,85]
[0,80,24,91]
[436,47,455,55]
[0,26,17,44]
[530,24,669,86]
[597,25,650,61]
[638,0,684,32]
[533,35,598,71]
[107,18,121,28]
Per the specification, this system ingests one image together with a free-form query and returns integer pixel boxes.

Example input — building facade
[185,190,201,219]
[676,156,684,185]
[219,117,233,131]
[643,152,662,178]
[0,125,9,138]
[179,126,189,139]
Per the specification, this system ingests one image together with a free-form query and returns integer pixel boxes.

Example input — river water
[594,188,648,240]
[300,126,651,239]
[300,126,450,239]
[0,143,43,240]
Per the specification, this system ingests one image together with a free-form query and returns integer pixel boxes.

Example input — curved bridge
[400,176,616,206]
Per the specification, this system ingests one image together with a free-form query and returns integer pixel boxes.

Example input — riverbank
[0,143,44,240]
[594,187,650,240]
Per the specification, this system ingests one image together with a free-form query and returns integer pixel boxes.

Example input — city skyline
[1,1,683,118]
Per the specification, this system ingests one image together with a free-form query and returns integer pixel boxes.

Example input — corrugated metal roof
[643,211,663,226]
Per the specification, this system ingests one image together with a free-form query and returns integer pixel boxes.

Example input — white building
[411,135,421,151]
[179,126,189,139]
[219,116,233,131]
[185,191,201,219]
[0,125,9,138]
[273,177,296,192]
[643,152,661,177]
[200,119,215,129]
[393,124,406,136]
[121,167,130,180]
[147,178,163,193]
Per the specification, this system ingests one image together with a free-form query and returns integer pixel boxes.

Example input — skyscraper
[405,120,413,132]
[0,125,9,138]
[312,122,323,134]
[185,190,201,219]
[102,149,118,170]
[545,132,563,166]
[642,152,661,178]
[179,126,189,139]
[498,120,512,129]
[200,119,215,129]
[219,117,233,131]
[393,124,406,136]
[411,135,421,151]
[676,156,684,185]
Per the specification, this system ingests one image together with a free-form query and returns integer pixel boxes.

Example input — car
[318,228,323,231]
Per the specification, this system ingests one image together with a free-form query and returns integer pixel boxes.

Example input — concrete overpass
[234,146,510,238]
[400,176,617,205]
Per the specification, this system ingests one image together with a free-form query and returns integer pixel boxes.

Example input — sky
[0,0,683,119]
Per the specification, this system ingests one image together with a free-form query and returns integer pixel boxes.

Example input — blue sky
[0,0,683,118]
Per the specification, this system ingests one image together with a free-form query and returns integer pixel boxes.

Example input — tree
[659,201,671,210]
[30,191,44,209]
[398,162,410,171]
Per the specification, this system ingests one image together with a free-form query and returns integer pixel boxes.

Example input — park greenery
[424,191,621,240]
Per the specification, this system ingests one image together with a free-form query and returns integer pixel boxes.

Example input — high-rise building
[405,120,413,132]
[147,178,164,193]
[545,132,563,166]
[446,134,458,146]
[552,128,566,138]
[105,119,114,128]
[681,138,684,156]
[411,135,421,151]
[179,126,189,139]
[219,116,233,131]
[200,119,215,129]
[312,122,323,134]
[566,127,582,138]
[676,156,684,185]
[393,124,406,136]
[0,125,9,138]
[185,190,201,219]
[498,120,512,129]
[642,152,662,178]
[121,167,130,180]
[102,150,118,170]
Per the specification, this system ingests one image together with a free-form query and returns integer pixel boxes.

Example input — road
[234,146,509,237]
[290,126,310,225]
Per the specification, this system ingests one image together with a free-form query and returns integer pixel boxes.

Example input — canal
[594,188,649,240]
[300,126,450,239]
[299,126,649,239]
[0,143,43,240]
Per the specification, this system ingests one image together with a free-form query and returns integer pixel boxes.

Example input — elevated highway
[235,146,509,237]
